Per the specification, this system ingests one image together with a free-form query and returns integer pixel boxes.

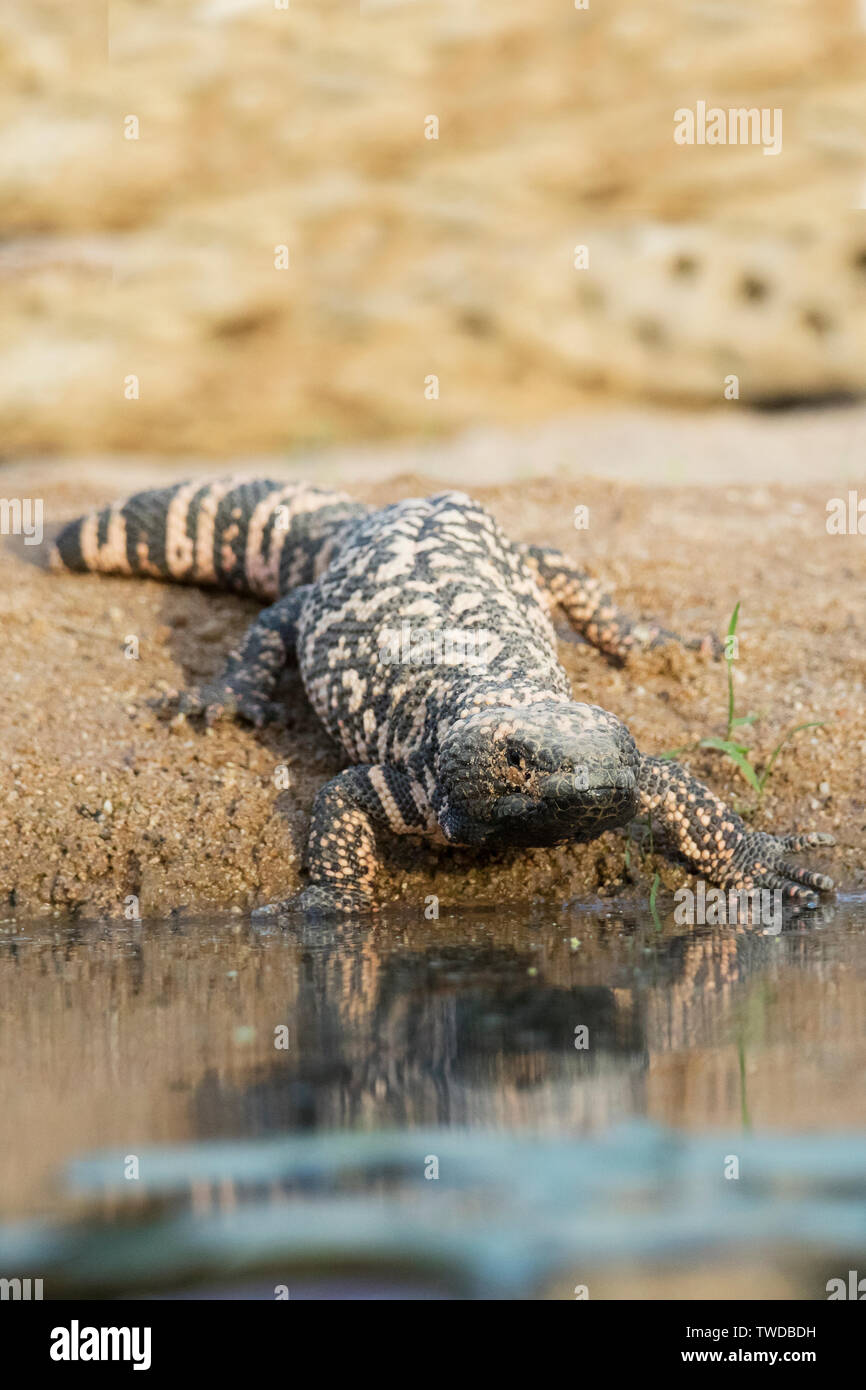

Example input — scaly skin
[51,478,835,916]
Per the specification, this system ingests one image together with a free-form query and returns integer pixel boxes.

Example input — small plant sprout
[662,601,826,807]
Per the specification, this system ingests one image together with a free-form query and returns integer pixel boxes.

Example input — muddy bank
[0,429,863,916]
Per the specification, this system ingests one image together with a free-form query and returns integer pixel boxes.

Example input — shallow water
[1,897,864,1298]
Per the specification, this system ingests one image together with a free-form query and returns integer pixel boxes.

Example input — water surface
[1,898,864,1297]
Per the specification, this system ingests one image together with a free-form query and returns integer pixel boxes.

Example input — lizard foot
[152,683,286,728]
[630,623,723,660]
[727,830,836,908]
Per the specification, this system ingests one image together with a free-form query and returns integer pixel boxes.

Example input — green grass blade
[725,601,741,740]
[758,722,826,792]
[700,737,762,793]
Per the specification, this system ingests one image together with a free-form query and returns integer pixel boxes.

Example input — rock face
[1,1,865,453]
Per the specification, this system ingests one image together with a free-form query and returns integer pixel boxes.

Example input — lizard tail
[50,476,365,600]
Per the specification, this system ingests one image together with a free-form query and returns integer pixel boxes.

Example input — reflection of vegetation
[663,602,826,810]
[734,981,776,1131]
[625,814,660,907]
[649,873,662,932]
[737,1036,751,1131]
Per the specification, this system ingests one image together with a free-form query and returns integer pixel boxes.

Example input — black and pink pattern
[52,479,835,915]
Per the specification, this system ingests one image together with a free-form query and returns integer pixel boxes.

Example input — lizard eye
[505,747,523,768]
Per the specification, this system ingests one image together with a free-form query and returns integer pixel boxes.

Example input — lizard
[50,477,835,916]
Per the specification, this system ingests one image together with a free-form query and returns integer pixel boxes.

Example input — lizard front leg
[253,764,436,916]
[155,586,312,727]
[638,755,835,908]
[522,544,721,663]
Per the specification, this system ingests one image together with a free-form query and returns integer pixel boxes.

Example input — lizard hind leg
[522,543,721,662]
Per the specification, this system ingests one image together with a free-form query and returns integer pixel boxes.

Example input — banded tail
[50,477,367,601]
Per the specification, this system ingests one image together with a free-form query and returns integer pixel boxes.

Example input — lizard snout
[495,793,536,820]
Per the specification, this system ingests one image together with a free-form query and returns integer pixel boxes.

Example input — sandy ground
[1,404,862,917]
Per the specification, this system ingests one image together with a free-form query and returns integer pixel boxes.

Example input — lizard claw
[151,684,286,728]
[684,631,724,660]
[631,624,723,660]
[727,829,836,909]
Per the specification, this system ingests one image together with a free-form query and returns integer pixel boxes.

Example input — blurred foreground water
[1,898,864,1299]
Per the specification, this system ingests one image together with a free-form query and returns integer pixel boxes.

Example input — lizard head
[436,700,640,848]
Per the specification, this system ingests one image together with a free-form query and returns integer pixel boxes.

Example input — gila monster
[51,478,835,916]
